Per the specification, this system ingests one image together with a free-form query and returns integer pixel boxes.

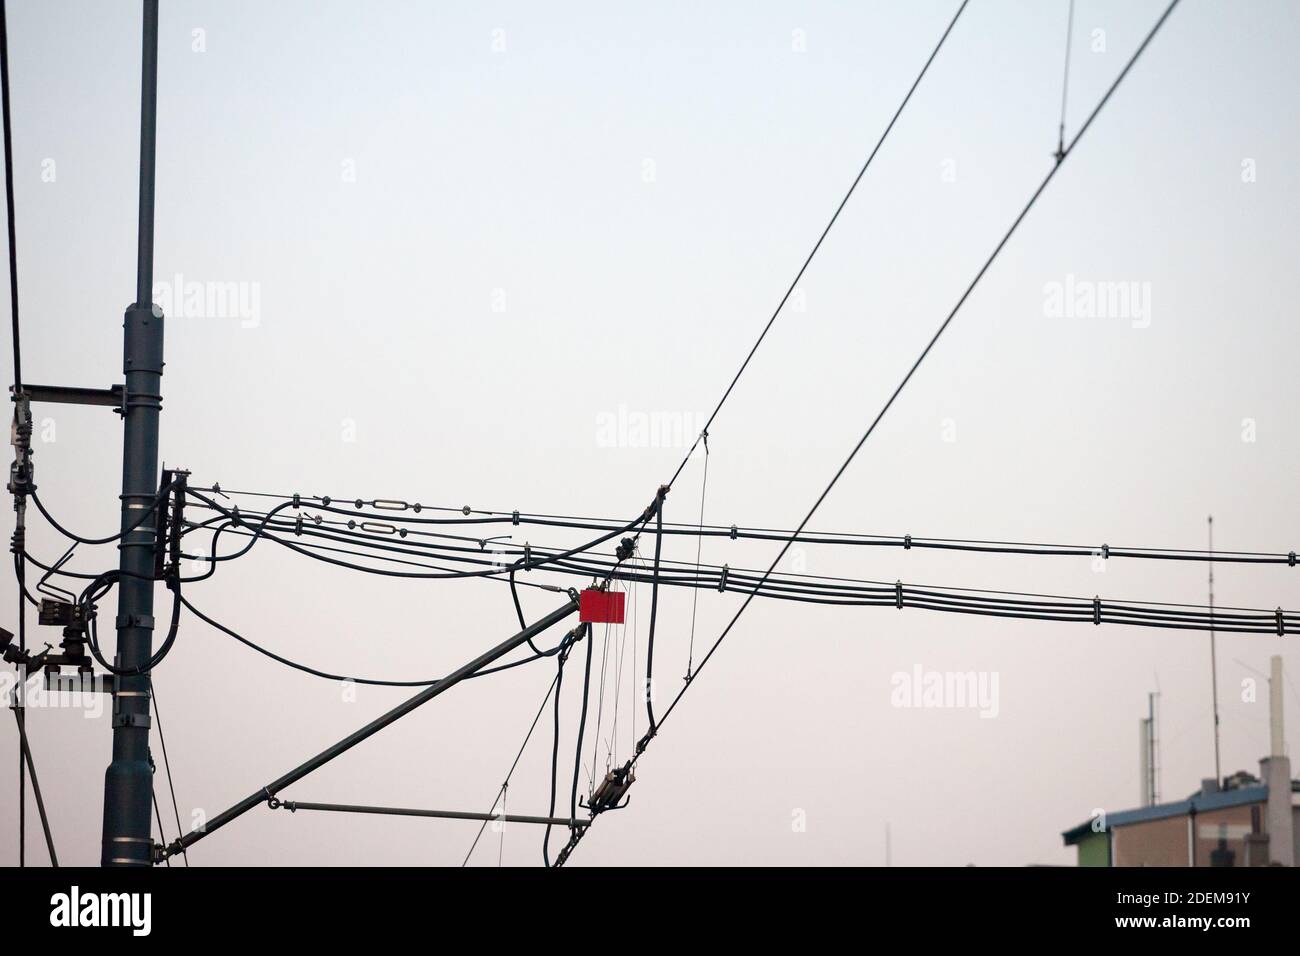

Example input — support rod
[161,596,580,859]
[102,0,163,867]
[276,800,590,829]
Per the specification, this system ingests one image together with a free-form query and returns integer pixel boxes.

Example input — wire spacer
[1277,608,1285,637]
[718,564,729,592]
[1093,596,1102,625]
[895,580,903,609]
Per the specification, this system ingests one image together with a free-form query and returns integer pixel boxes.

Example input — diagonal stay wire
[461,670,561,866]
[685,436,709,679]
[151,781,170,867]
[665,0,970,491]
[638,0,1186,757]
[1055,0,1076,161]
[149,678,188,865]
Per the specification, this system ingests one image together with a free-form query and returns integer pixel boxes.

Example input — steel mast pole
[101,0,163,867]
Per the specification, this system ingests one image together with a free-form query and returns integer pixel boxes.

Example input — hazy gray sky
[2,0,1297,866]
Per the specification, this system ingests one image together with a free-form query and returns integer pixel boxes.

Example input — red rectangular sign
[580,589,625,624]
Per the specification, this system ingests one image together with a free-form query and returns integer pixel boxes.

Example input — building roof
[1062,784,1269,846]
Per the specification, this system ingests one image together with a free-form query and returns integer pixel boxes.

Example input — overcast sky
[1,0,1297,866]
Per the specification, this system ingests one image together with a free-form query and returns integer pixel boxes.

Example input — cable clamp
[292,493,301,508]
[895,580,903,609]
[1289,551,1296,568]
[903,534,911,550]
[230,505,241,527]
[111,712,151,729]
[512,510,520,526]
[718,564,729,592]
[729,524,738,540]
[115,613,155,630]
[1101,544,1110,560]
[1093,596,1102,625]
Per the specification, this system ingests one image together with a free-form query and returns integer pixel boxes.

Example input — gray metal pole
[101,0,163,867]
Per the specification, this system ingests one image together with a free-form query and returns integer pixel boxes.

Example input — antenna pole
[1208,515,1221,785]
[101,0,164,866]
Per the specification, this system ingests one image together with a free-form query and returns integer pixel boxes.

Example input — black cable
[570,622,594,832]
[643,492,664,735]
[542,634,574,868]
[196,490,1297,566]
[1,0,27,867]
[178,591,570,687]
[1,0,20,390]
[79,569,182,676]
[664,0,971,492]
[173,508,1293,633]
[187,489,644,583]
[30,483,173,546]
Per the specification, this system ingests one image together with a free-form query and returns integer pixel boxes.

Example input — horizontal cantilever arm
[160,595,581,860]
[274,799,590,829]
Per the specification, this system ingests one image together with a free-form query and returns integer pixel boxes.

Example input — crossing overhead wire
[630,0,1190,765]
[664,0,972,491]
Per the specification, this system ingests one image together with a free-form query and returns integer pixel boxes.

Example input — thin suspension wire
[664,0,971,491]
[686,436,709,679]
[645,0,1188,755]
[461,672,560,867]
[1055,0,1076,161]
[149,678,188,865]
[151,779,170,867]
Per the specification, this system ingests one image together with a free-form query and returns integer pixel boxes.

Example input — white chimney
[1270,655,1285,758]
[1261,655,1294,866]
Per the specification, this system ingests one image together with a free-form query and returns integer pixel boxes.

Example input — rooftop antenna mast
[1208,515,1221,786]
